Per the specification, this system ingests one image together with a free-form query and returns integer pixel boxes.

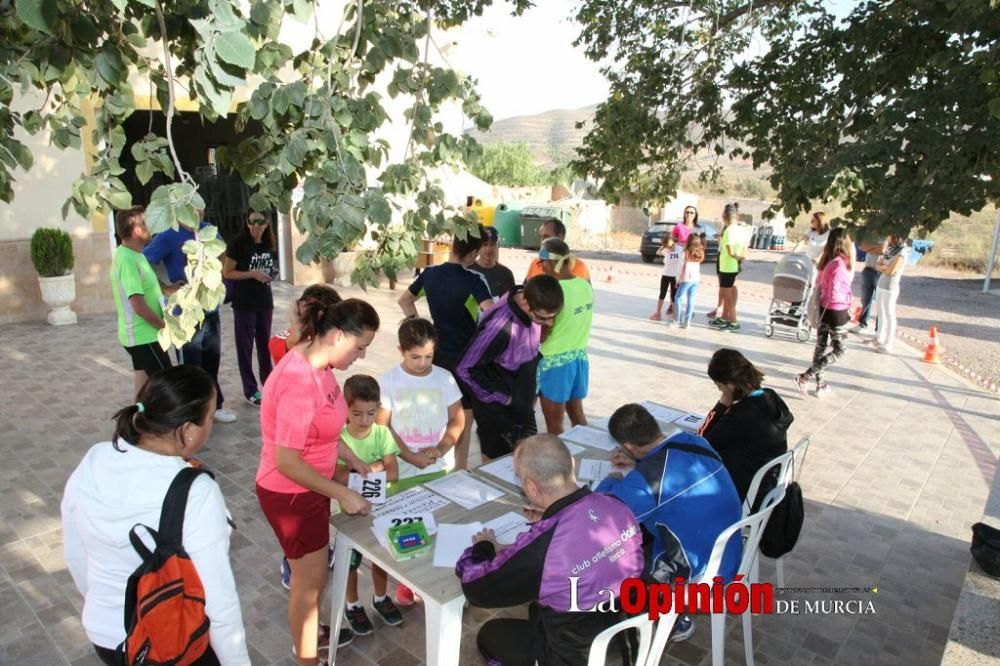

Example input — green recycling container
[495,202,522,246]
[519,205,567,250]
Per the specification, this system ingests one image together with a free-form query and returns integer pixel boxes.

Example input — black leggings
[658,275,677,302]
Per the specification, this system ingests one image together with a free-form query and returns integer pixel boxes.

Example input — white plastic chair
[586,612,655,666]
[703,485,787,666]
[744,435,812,588]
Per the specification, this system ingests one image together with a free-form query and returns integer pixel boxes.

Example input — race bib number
[348,471,387,504]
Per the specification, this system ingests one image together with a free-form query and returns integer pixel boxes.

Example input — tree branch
[155,1,192,185]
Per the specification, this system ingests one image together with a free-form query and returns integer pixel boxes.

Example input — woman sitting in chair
[699,348,793,502]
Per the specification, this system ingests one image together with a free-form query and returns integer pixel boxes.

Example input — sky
[444,0,609,121]
[443,0,860,122]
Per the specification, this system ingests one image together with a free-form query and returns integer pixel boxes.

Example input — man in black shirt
[469,226,515,299]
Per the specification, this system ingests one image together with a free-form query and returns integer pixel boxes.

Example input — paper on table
[433,522,483,568]
[588,416,609,430]
[564,442,585,456]
[577,458,613,483]
[640,401,686,426]
[483,512,530,545]
[562,425,618,452]
[372,512,438,548]
[425,471,505,510]
[478,456,519,487]
[348,471,387,504]
[371,486,451,518]
[674,412,706,431]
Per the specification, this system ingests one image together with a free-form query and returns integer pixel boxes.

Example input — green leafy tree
[469,140,546,186]
[571,0,1000,236]
[1,0,528,346]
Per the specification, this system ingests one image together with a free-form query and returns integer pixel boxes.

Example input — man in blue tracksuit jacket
[596,403,742,641]
[456,435,644,665]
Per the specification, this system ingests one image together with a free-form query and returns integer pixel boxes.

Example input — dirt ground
[504,246,1000,393]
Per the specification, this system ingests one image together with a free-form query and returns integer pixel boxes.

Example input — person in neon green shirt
[536,238,594,434]
[710,203,749,332]
[333,374,405,635]
[110,206,170,397]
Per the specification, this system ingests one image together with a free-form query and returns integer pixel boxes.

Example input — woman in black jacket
[699,348,793,502]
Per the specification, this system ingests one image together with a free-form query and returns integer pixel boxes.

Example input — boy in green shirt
[110,206,171,397]
[536,238,594,434]
[333,375,404,636]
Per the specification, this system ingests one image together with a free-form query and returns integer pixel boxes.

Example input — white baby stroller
[764,253,816,342]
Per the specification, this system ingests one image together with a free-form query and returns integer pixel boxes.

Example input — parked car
[640,221,720,264]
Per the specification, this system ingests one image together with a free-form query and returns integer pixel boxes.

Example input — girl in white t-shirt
[801,212,831,263]
[378,317,465,481]
[649,235,684,321]
[673,234,705,328]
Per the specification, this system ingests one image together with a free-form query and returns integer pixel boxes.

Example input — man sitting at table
[596,403,742,643]
[456,434,644,666]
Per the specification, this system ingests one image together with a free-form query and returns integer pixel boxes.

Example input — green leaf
[95,50,124,89]
[990,98,1000,121]
[135,160,155,185]
[106,190,132,209]
[365,192,391,226]
[215,31,257,70]
[11,142,33,171]
[291,0,312,23]
[197,225,219,241]
[15,0,58,35]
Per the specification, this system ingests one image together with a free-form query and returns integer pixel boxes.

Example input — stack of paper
[562,425,619,452]
[640,401,685,427]
[674,412,706,431]
[371,486,451,518]
[433,522,483,568]
[425,471,505,510]
[478,456,520,487]
[577,458,613,484]
[483,512,531,545]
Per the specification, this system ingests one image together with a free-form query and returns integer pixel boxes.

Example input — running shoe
[708,318,729,328]
[670,615,696,642]
[794,374,810,397]
[345,605,374,636]
[280,557,291,590]
[246,390,262,407]
[723,321,741,332]
[815,383,833,399]
[372,596,404,626]
[648,311,662,321]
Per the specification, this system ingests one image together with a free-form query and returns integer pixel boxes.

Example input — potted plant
[30,227,78,325]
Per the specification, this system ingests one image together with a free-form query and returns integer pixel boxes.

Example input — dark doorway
[119,110,271,247]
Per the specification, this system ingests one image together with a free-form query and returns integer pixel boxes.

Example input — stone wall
[0,231,115,324]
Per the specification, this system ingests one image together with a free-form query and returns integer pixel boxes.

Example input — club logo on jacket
[588,509,599,523]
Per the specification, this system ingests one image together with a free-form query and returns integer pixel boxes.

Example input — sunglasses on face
[249,218,268,226]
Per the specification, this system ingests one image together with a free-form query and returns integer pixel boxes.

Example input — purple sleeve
[456,312,513,404]
[456,520,553,608]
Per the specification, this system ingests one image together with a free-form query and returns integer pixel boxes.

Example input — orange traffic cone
[929,325,944,352]
[923,326,941,364]
[606,266,615,283]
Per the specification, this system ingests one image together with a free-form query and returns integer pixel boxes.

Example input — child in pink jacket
[795,228,855,398]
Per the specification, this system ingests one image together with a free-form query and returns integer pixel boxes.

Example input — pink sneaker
[648,311,662,321]
[394,583,420,607]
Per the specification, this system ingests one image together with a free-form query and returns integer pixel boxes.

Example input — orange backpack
[118,467,214,665]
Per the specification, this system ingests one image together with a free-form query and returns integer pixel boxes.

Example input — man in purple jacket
[456,275,563,461]
[457,435,644,665]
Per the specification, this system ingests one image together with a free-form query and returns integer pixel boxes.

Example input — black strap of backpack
[661,439,723,464]
[158,466,213,546]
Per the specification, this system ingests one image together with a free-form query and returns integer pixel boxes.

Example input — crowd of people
[63,202,923,666]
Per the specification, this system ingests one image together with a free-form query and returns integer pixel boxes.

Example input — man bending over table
[455,434,644,666]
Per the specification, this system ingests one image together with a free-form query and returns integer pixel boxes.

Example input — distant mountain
[465,105,761,175]
[465,105,598,167]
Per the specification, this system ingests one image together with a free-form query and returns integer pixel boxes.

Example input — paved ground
[571,246,1000,394]
[1,250,999,665]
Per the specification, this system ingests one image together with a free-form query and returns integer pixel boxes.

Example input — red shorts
[256,484,330,560]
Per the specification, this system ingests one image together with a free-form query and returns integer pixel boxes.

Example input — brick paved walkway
[1,253,997,665]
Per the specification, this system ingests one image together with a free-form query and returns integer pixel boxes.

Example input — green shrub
[30,228,75,277]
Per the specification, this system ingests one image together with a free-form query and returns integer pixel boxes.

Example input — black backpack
[971,522,1000,577]
[759,481,804,559]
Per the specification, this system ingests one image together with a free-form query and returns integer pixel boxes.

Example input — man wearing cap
[468,226,516,299]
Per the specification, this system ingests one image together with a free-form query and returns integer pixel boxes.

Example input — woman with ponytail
[698,349,793,502]
[61,365,250,665]
[255,288,381,662]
